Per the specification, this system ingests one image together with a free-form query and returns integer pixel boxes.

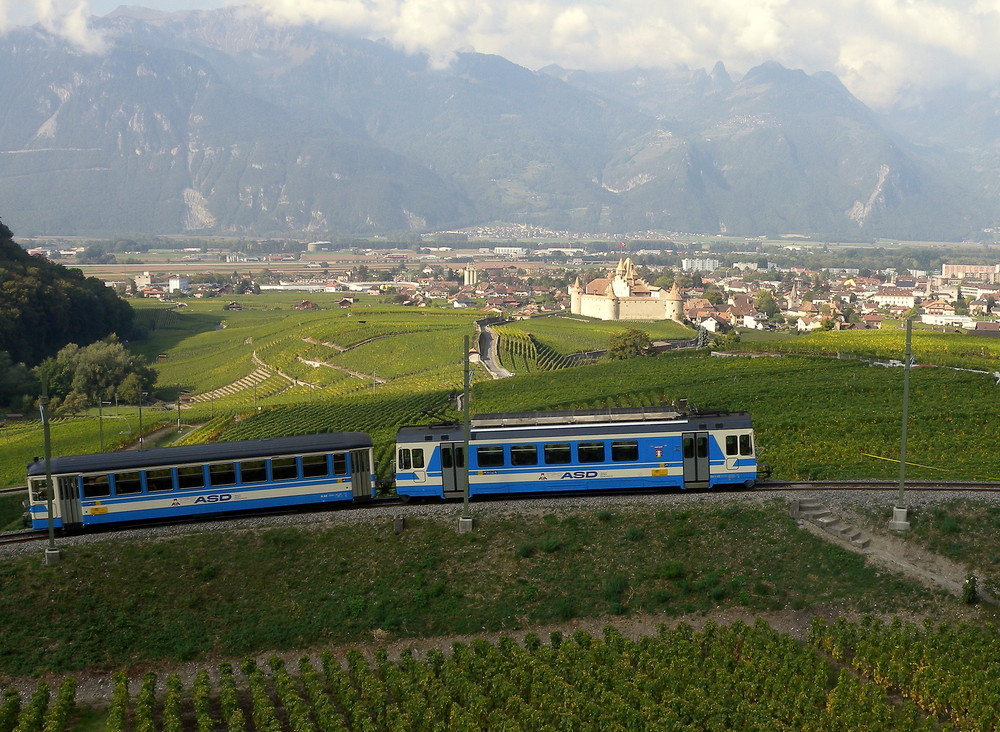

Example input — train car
[394,406,756,499]
[26,432,375,530]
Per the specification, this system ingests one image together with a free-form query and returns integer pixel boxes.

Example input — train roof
[472,405,687,427]
[26,432,373,477]
[396,406,752,440]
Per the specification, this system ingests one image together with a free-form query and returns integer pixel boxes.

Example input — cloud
[10,0,1000,106]
[1,0,106,52]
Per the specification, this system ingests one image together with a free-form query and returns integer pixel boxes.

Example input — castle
[569,257,684,321]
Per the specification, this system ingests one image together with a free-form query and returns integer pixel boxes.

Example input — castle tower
[570,277,583,315]
[663,281,684,322]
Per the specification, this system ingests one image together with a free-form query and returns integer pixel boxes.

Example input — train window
[114,471,142,495]
[146,468,174,492]
[333,453,347,475]
[29,478,48,502]
[177,465,205,490]
[682,437,694,459]
[611,440,639,462]
[411,449,425,469]
[442,446,464,469]
[697,435,709,459]
[477,445,505,468]
[740,434,753,456]
[271,457,299,481]
[725,435,738,456]
[240,460,267,484]
[398,449,412,470]
[543,443,571,465]
[577,442,605,463]
[302,454,329,478]
[510,444,538,466]
[82,474,111,498]
[210,462,238,486]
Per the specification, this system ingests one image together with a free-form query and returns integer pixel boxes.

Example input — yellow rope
[859,452,949,472]
[860,452,999,481]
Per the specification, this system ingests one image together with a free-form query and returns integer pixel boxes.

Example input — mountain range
[0,6,997,241]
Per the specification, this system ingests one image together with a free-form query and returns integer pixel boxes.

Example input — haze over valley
[2,4,1000,241]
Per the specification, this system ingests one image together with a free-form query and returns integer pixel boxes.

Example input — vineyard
[471,352,1000,482]
[749,328,1000,372]
[9,619,1000,729]
[500,315,692,355]
[493,327,594,373]
[493,316,694,373]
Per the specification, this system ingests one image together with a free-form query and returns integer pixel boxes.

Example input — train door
[350,449,373,499]
[58,476,83,527]
[681,432,710,488]
[439,442,467,497]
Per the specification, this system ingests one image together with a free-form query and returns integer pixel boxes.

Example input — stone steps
[790,498,870,549]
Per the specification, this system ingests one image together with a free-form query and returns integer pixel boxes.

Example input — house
[862,314,884,329]
[796,316,825,332]
[870,287,918,309]
[966,322,1000,337]
[969,299,990,316]
[922,299,955,316]
[294,300,319,310]
[696,315,728,332]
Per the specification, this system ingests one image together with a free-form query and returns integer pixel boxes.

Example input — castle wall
[617,298,668,320]
[577,294,673,321]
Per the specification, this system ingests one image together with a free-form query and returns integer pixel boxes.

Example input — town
[33,237,1000,337]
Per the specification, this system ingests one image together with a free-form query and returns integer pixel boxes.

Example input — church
[569,257,684,321]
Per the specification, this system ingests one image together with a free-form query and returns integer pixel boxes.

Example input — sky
[3,0,1000,109]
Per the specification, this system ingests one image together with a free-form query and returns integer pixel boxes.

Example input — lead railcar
[26,432,375,530]
[394,405,757,499]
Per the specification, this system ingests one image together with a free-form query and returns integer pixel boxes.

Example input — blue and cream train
[394,406,757,499]
[26,406,757,530]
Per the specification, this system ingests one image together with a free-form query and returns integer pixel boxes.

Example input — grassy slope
[0,501,948,676]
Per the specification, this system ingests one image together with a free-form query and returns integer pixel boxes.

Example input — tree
[34,336,156,404]
[0,219,135,366]
[754,290,779,317]
[606,328,652,360]
[0,351,37,409]
[117,372,146,405]
[703,286,725,306]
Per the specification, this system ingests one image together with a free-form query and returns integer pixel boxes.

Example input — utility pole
[889,317,913,531]
[138,392,147,450]
[459,335,473,533]
[38,387,61,565]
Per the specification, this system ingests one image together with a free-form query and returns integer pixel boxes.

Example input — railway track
[0,529,48,546]
[3,481,998,546]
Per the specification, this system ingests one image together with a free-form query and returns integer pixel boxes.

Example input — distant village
[27,241,1000,337]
